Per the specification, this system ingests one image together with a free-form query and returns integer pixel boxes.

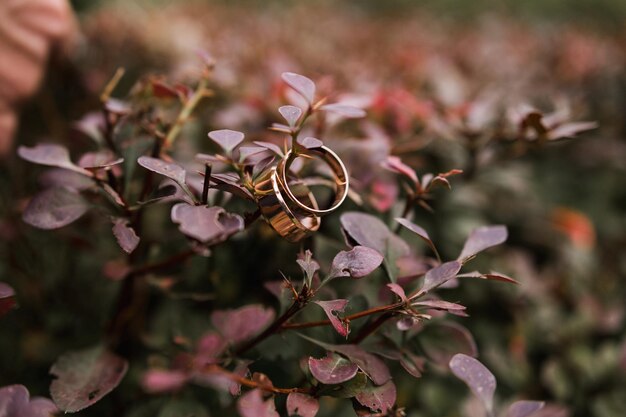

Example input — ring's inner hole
[286,155,338,210]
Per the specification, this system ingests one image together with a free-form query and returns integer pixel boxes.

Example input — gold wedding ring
[254,145,349,242]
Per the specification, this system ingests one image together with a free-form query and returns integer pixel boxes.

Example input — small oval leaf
[459,225,508,261]
[286,393,319,417]
[137,156,186,185]
[208,129,245,153]
[449,353,496,414]
[308,352,358,385]
[50,345,128,413]
[211,304,275,345]
[329,246,384,279]
[314,299,350,337]
[0,384,57,417]
[23,188,89,230]
[355,380,396,413]
[18,144,91,176]
[282,72,316,104]
[278,105,302,128]
[111,218,140,254]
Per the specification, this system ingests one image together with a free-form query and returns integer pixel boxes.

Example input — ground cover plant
[1,2,625,417]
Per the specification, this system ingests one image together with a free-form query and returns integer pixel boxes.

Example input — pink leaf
[355,380,397,413]
[329,246,384,279]
[50,345,128,413]
[282,72,316,104]
[296,250,320,282]
[449,354,496,413]
[547,121,597,140]
[331,345,391,386]
[412,299,466,313]
[171,204,243,243]
[18,144,92,176]
[253,141,284,157]
[137,156,186,185]
[296,136,323,149]
[141,369,188,394]
[387,283,407,302]
[314,299,350,337]
[381,156,418,185]
[421,261,462,293]
[507,401,545,417]
[286,393,319,417]
[111,218,140,254]
[459,225,507,261]
[208,129,245,153]
[395,218,440,260]
[23,188,89,230]
[278,105,302,128]
[0,384,57,417]
[237,389,279,417]
[211,304,275,345]
[195,332,227,366]
[0,282,16,317]
[308,352,358,384]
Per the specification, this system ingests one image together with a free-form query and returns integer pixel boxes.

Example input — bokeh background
[1,1,625,416]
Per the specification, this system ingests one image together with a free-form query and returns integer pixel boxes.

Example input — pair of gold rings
[254,145,349,242]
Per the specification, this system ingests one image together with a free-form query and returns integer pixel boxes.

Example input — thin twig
[203,365,311,394]
[281,302,402,330]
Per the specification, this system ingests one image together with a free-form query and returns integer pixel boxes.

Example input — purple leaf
[111,218,140,254]
[296,137,323,149]
[381,156,418,185]
[314,299,350,337]
[279,105,303,128]
[386,283,407,302]
[329,246,384,279]
[547,121,597,140]
[171,204,243,243]
[211,304,275,345]
[399,352,425,378]
[459,225,508,261]
[23,188,89,230]
[286,393,319,417]
[238,146,269,162]
[420,322,477,367]
[78,150,124,169]
[296,250,320,284]
[282,72,316,104]
[421,261,462,293]
[449,353,496,413]
[457,271,518,285]
[355,380,396,413]
[208,129,245,153]
[137,156,186,185]
[340,212,410,259]
[0,384,57,417]
[39,169,94,191]
[507,401,545,417]
[320,103,366,118]
[0,282,16,317]
[331,345,391,386]
[395,218,440,260]
[237,389,279,417]
[253,141,284,157]
[141,369,188,393]
[308,352,358,385]
[18,144,92,176]
[50,345,128,413]
[412,299,467,316]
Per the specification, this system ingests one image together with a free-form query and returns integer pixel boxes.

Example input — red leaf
[387,283,407,302]
[308,352,358,384]
[286,393,319,417]
[381,156,419,185]
[331,345,391,386]
[314,300,350,337]
[0,282,16,317]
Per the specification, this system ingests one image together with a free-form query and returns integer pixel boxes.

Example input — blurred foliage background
[1,0,625,416]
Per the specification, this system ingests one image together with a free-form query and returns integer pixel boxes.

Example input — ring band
[255,166,320,242]
[278,146,349,215]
